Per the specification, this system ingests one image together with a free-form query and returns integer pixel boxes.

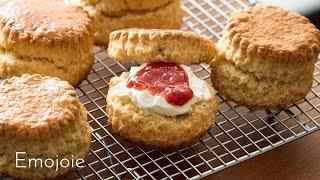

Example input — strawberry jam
[126,62,194,106]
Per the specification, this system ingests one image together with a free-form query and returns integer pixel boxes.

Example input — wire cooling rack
[61,0,320,179]
[1,0,319,179]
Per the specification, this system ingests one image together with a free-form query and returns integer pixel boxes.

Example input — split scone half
[211,6,320,109]
[65,0,183,45]
[0,74,92,179]
[0,0,94,86]
[107,29,217,149]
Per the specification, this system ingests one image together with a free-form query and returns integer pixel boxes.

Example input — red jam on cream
[111,62,212,116]
[126,62,193,106]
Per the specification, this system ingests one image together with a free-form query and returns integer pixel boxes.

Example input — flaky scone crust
[0,47,93,86]
[107,72,217,149]
[211,54,314,109]
[70,0,183,45]
[210,6,320,109]
[0,0,92,53]
[0,0,94,86]
[225,6,320,62]
[108,29,216,65]
[0,74,85,140]
[0,104,92,180]
[80,0,172,16]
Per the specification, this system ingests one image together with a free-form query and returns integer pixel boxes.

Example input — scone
[211,6,320,109]
[66,0,183,45]
[0,74,92,179]
[107,29,217,149]
[108,29,216,64]
[0,0,94,86]
[79,0,172,16]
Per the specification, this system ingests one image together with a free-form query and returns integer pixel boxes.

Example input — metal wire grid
[59,0,320,179]
[0,0,314,179]
[61,0,320,179]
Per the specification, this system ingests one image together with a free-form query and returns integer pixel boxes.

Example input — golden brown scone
[65,0,183,45]
[211,6,320,109]
[108,29,216,65]
[107,72,217,149]
[79,0,172,16]
[0,0,94,86]
[0,74,92,179]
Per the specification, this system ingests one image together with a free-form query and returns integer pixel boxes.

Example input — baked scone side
[0,0,93,57]
[77,0,173,17]
[107,72,217,149]
[0,43,93,86]
[216,33,316,82]
[211,34,315,109]
[108,29,216,65]
[210,6,320,109]
[0,104,92,179]
[0,74,86,140]
[225,6,320,63]
[77,0,183,45]
[211,55,313,109]
[0,0,94,86]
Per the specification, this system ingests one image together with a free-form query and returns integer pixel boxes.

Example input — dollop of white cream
[113,64,212,116]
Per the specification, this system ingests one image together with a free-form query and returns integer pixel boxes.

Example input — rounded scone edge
[210,54,314,109]
[0,74,92,179]
[69,0,183,45]
[0,74,87,140]
[108,29,216,65]
[0,0,94,86]
[107,72,217,149]
[224,6,320,62]
[210,6,320,109]
[0,105,92,179]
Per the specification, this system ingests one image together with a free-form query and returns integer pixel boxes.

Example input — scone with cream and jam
[107,29,217,149]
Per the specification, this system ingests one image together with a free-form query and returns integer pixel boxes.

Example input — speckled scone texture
[79,0,172,16]
[108,29,216,65]
[107,72,217,149]
[0,0,94,86]
[211,6,320,109]
[0,74,92,179]
[66,0,183,45]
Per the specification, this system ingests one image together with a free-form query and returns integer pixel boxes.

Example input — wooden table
[206,131,320,179]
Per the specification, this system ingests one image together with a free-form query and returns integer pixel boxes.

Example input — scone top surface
[108,29,216,65]
[225,6,320,62]
[0,0,92,48]
[0,74,81,140]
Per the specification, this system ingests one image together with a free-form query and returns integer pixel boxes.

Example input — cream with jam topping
[107,29,217,148]
[112,62,212,116]
[127,62,193,106]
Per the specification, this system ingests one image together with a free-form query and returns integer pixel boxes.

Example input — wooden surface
[206,131,320,180]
